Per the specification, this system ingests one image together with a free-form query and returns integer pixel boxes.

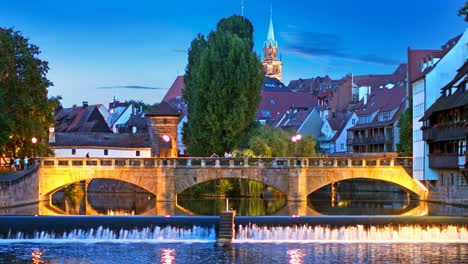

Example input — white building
[51,132,152,158]
[412,30,467,181]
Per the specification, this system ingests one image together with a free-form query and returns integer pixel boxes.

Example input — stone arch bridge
[1,157,427,211]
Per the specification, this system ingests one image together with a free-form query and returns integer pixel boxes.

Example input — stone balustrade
[39,157,412,170]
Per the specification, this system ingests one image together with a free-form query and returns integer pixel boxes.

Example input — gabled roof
[51,132,151,148]
[411,34,462,83]
[326,112,353,141]
[276,109,312,129]
[162,75,184,103]
[353,86,406,116]
[349,86,406,130]
[146,101,181,116]
[55,104,112,133]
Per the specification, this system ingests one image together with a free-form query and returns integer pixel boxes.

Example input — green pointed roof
[265,16,277,48]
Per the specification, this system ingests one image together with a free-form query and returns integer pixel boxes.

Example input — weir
[0,216,466,244]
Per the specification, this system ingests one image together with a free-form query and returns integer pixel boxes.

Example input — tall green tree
[397,100,412,156]
[0,28,60,157]
[217,15,254,49]
[183,16,263,156]
[458,2,468,22]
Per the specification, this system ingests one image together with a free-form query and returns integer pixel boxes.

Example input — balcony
[422,126,468,141]
[428,154,466,169]
[347,136,394,146]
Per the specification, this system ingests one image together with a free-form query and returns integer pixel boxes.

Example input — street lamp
[291,134,302,158]
[31,136,37,159]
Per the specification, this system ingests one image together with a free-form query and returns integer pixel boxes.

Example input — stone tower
[146,102,180,158]
[262,13,282,81]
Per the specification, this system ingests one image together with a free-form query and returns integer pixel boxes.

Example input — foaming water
[235,224,468,243]
[0,226,216,243]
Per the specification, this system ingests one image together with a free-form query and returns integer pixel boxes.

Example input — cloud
[280,31,400,66]
[97,85,167,90]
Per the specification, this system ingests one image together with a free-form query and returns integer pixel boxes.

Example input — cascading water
[235,224,468,243]
[1,226,216,243]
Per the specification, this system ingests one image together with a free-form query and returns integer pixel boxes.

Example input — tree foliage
[234,125,319,157]
[458,2,468,22]
[397,101,412,156]
[183,16,263,156]
[0,28,60,158]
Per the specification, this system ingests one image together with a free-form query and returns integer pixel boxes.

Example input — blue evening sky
[2,0,466,107]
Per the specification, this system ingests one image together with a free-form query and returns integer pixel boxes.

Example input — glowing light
[291,134,302,142]
[165,215,171,218]
[162,135,171,142]
[287,249,305,264]
[160,248,176,264]
[31,137,38,144]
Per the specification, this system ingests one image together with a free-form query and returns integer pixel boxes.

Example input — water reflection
[50,192,156,216]
[2,192,467,216]
[160,248,176,264]
[287,249,305,264]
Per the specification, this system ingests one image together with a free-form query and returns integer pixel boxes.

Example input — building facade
[412,31,466,181]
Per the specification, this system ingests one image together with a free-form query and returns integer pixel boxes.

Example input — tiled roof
[354,64,407,89]
[146,101,181,116]
[327,112,353,141]
[276,109,312,129]
[287,76,338,93]
[125,114,148,129]
[262,76,287,91]
[55,104,112,133]
[353,85,406,115]
[350,86,406,130]
[162,76,184,103]
[257,90,318,122]
[51,132,151,148]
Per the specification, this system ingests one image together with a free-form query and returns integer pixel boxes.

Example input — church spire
[265,7,277,48]
[262,4,282,81]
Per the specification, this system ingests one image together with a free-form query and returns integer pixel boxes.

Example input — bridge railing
[40,157,413,171]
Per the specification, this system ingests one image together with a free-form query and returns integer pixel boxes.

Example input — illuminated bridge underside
[36,158,427,203]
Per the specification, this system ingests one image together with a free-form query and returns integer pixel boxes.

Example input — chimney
[82,101,88,107]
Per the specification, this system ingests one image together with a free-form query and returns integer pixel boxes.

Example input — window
[136,151,140,157]
[261,109,271,118]
[104,149,108,156]
[269,99,276,105]
[72,149,76,155]
[378,112,391,122]
[341,143,345,150]
[352,119,356,125]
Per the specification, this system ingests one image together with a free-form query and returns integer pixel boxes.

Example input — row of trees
[0,28,59,158]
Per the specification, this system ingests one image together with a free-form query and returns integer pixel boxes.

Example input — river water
[0,191,467,263]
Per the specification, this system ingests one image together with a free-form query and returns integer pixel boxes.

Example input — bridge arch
[173,167,290,197]
[39,167,162,200]
[303,167,427,199]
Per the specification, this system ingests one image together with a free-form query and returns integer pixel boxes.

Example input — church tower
[262,12,282,81]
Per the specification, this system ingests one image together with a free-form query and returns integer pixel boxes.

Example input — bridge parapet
[40,157,412,171]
